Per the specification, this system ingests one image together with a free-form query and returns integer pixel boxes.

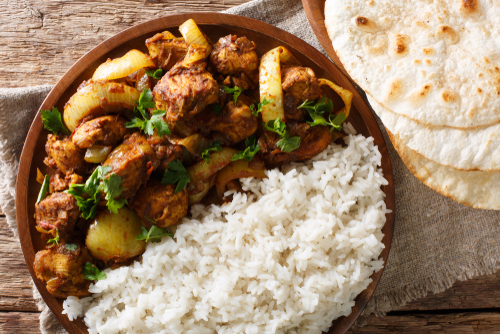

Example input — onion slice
[92,49,155,81]
[216,159,267,199]
[259,47,285,123]
[84,145,112,164]
[279,46,301,66]
[187,147,238,184]
[179,19,212,57]
[64,81,140,132]
[167,133,209,156]
[188,174,216,205]
[183,44,208,65]
[318,78,353,119]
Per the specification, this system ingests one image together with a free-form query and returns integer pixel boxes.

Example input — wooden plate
[15,12,395,334]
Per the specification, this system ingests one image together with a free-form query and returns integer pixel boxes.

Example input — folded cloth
[2,0,500,333]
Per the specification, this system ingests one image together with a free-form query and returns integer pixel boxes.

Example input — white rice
[63,131,389,334]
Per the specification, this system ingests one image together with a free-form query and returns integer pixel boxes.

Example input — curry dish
[33,19,353,298]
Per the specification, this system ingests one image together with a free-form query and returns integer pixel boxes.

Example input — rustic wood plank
[0,0,249,88]
[0,217,38,312]
[0,311,41,334]
[348,312,500,333]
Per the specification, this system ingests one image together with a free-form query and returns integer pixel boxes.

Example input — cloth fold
[1,0,500,333]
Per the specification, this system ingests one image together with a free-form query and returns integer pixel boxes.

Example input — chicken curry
[33,19,353,298]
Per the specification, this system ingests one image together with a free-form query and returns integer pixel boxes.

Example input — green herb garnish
[232,136,260,161]
[161,160,191,194]
[224,86,244,105]
[126,89,170,136]
[145,69,163,79]
[37,174,50,204]
[263,118,301,153]
[137,225,174,243]
[212,103,222,115]
[250,98,274,117]
[298,96,346,132]
[65,244,78,251]
[201,140,222,163]
[67,166,125,219]
[40,107,70,135]
[47,229,59,246]
[83,263,107,281]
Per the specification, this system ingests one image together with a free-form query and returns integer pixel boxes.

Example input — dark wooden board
[15,12,395,334]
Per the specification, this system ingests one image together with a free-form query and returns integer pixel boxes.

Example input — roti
[325,0,500,128]
[368,95,500,171]
[388,130,500,210]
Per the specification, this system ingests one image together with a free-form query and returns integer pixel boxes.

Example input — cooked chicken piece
[210,96,258,145]
[259,123,332,167]
[147,133,184,172]
[72,116,130,149]
[130,181,188,228]
[210,35,259,75]
[153,45,219,124]
[44,135,88,175]
[50,172,83,193]
[35,192,80,239]
[146,31,188,71]
[281,66,321,121]
[102,133,156,200]
[222,71,258,91]
[33,243,93,298]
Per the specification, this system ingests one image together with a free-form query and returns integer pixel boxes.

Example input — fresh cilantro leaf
[126,90,170,136]
[137,89,156,112]
[263,118,287,137]
[98,173,127,214]
[40,107,70,135]
[161,160,190,194]
[65,244,78,251]
[250,98,274,117]
[201,140,222,163]
[212,103,222,115]
[298,96,334,115]
[145,69,163,79]
[263,118,301,153]
[223,86,244,104]
[298,96,345,132]
[82,262,107,281]
[47,229,59,246]
[276,132,301,152]
[67,166,124,219]
[150,110,170,136]
[232,136,260,161]
[37,174,50,204]
[136,225,174,243]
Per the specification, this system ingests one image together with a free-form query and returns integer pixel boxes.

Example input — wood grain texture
[0,312,41,334]
[0,0,248,88]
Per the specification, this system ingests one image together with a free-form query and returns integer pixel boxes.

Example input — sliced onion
[216,159,267,199]
[279,46,301,66]
[318,78,353,119]
[188,174,216,205]
[259,47,285,123]
[167,133,209,156]
[187,147,238,184]
[179,19,212,56]
[84,145,112,163]
[92,50,155,81]
[64,81,140,132]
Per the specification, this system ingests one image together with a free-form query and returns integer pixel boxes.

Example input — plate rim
[15,11,395,334]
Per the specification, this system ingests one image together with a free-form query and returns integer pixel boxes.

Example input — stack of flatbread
[324,0,500,209]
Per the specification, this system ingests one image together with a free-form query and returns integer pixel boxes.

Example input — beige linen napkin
[2,0,500,333]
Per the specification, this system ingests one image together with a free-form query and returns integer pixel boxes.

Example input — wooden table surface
[2,0,500,333]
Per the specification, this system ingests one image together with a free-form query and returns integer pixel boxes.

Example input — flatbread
[325,0,500,128]
[367,95,500,171]
[388,130,500,210]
